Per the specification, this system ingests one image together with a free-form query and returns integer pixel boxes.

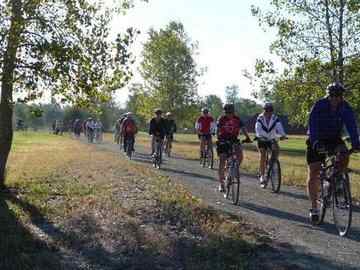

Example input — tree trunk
[338,0,345,84]
[324,0,337,82]
[0,0,23,188]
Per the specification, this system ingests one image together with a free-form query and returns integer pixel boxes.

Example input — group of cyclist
[195,82,360,224]
[110,82,360,225]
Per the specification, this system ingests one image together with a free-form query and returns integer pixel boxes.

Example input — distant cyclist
[306,82,360,223]
[121,112,138,152]
[114,113,126,145]
[73,119,82,138]
[164,112,177,156]
[255,103,287,185]
[86,118,96,142]
[149,109,167,155]
[216,104,252,192]
[195,108,216,159]
[94,119,103,143]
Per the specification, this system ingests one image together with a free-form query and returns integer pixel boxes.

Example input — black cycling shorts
[216,138,241,155]
[257,140,272,150]
[306,138,347,165]
[198,134,212,141]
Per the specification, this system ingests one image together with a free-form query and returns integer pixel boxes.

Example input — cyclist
[149,109,167,155]
[307,82,360,223]
[86,118,96,142]
[94,119,103,142]
[164,112,177,155]
[115,113,127,145]
[73,119,82,138]
[195,108,216,159]
[216,104,252,192]
[121,112,138,153]
[255,103,287,186]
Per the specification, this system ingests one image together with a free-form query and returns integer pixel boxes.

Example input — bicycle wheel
[317,178,328,225]
[126,139,133,159]
[269,160,281,193]
[209,148,214,169]
[202,148,208,168]
[226,162,240,205]
[332,173,352,236]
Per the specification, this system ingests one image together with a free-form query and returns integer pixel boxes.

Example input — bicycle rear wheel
[226,163,240,205]
[333,173,352,236]
[269,160,281,193]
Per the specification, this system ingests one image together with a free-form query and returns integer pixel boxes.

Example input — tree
[0,1,143,187]
[225,85,240,104]
[248,0,360,125]
[203,95,223,120]
[139,21,200,127]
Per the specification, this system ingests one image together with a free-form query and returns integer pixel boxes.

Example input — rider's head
[165,112,172,118]
[326,82,345,106]
[201,108,209,115]
[154,108,162,118]
[263,102,274,114]
[223,104,235,115]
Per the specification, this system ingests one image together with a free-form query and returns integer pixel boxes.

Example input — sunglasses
[329,93,343,98]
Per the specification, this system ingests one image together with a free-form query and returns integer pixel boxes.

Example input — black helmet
[263,102,273,111]
[202,108,209,114]
[154,108,162,115]
[223,104,235,113]
[326,82,345,96]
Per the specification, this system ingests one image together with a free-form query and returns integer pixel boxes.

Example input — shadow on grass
[0,190,62,270]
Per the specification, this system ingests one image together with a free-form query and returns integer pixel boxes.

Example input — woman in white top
[255,103,287,184]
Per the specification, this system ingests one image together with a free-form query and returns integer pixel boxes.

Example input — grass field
[1,131,269,270]
[128,132,360,199]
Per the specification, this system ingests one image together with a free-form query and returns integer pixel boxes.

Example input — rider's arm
[255,118,264,138]
[309,101,321,146]
[173,122,177,133]
[149,119,154,135]
[195,119,200,133]
[342,102,360,148]
[275,120,287,137]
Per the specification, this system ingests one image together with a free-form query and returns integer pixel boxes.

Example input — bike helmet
[223,104,235,113]
[166,112,172,116]
[201,108,209,114]
[154,108,162,115]
[263,102,274,112]
[326,82,346,97]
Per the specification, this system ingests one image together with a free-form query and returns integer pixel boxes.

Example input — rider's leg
[307,162,321,210]
[218,154,226,191]
[200,136,205,157]
[151,135,155,155]
[258,148,267,177]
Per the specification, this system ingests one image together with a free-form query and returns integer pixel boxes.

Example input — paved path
[96,140,360,270]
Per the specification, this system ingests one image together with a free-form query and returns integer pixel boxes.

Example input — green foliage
[202,95,223,120]
[139,21,200,127]
[248,0,360,125]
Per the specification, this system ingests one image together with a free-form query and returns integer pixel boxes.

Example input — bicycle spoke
[333,173,352,237]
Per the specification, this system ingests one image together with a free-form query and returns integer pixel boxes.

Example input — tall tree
[225,85,240,104]
[0,0,143,187]
[248,0,360,125]
[203,94,223,120]
[139,21,200,127]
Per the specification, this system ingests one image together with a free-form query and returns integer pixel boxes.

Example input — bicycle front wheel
[269,160,281,193]
[227,163,240,205]
[333,173,352,237]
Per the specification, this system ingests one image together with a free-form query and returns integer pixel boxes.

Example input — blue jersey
[308,98,360,147]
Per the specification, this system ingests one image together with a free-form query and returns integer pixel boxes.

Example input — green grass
[1,131,269,269]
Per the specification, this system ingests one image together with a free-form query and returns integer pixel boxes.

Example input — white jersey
[255,113,286,140]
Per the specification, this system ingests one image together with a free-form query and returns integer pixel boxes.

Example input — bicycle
[256,137,286,193]
[87,128,95,143]
[124,136,135,159]
[316,148,355,236]
[223,138,250,205]
[199,135,214,169]
[163,134,173,158]
[152,136,163,169]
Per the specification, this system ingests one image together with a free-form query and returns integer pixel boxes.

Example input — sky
[112,0,280,106]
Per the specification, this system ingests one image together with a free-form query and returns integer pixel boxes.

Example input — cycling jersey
[217,115,244,140]
[195,115,215,134]
[149,118,167,139]
[122,118,137,135]
[255,113,286,140]
[308,98,360,148]
[165,119,177,135]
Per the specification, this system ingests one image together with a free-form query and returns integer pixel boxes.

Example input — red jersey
[217,115,244,140]
[122,118,137,135]
[196,115,214,134]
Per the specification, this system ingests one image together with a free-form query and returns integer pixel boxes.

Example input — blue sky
[112,0,279,105]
